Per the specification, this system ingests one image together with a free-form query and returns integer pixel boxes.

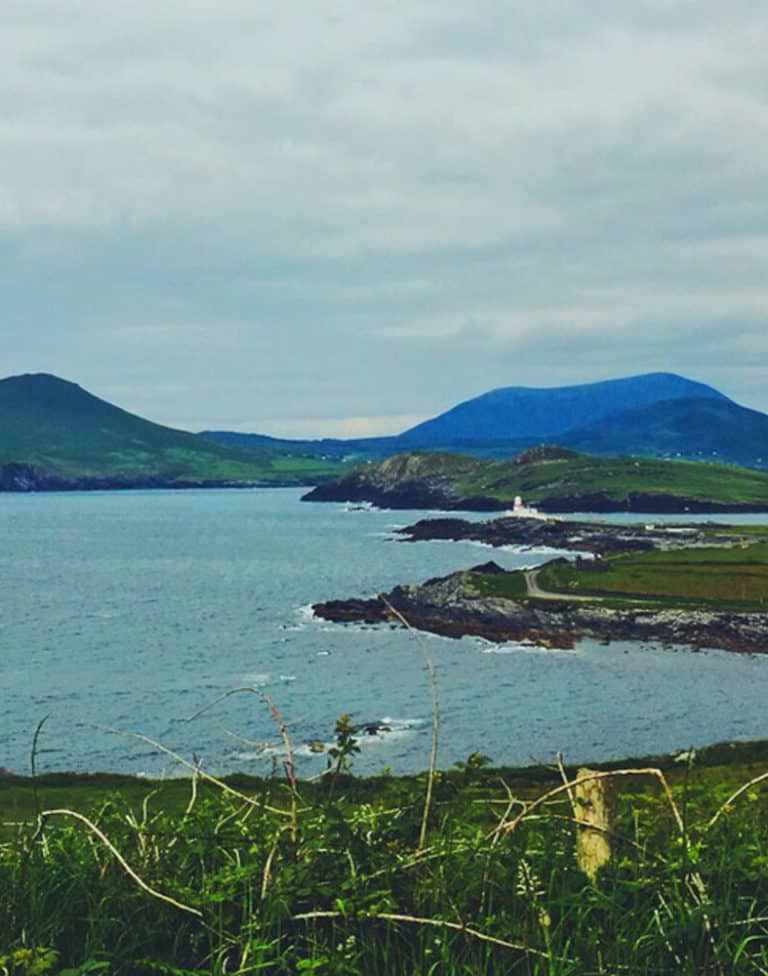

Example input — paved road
[524,569,596,602]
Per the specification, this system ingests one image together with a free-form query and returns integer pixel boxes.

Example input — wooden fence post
[574,768,615,879]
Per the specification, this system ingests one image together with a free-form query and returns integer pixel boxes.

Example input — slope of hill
[198,430,385,461]
[561,397,768,468]
[303,447,768,512]
[397,372,727,445]
[0,373,342,489]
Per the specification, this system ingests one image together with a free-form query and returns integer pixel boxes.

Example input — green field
[459,452,768,505]
[467,569,530,600]
[357,446,768,508]
[3,740,768,975]
[464,524,768,612]
[536,541,768,611]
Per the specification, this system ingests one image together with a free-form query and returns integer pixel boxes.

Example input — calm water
[2,489,767,777]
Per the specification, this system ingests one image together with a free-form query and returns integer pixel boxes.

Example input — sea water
[1,488,766,777]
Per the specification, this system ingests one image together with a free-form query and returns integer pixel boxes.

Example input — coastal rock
[313,564,768,655]
[302,451,768,514]
[303,476,768,515]
[397,516,738,555]
[312,596,389,624]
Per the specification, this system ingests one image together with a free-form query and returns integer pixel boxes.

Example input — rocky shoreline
[313,562,768,654]
[397,515,743,555]
[0,462,306,492]
[303,477,768,514]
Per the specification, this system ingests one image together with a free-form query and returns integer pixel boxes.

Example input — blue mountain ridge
[560,396,768,468]
[398,372,728,445]
[202,373,767,470]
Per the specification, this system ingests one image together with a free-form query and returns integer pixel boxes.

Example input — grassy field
[460,453,768,505]
[354,447,768,508]
[463,525,768,612]
[536,542,768,611]
[3,740,768,975]
[467,569,530,600]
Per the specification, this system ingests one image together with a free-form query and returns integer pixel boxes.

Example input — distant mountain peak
[399,373,729,444]
[4,371,70,385]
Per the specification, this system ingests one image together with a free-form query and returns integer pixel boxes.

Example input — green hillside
[306,445,768,510]
[453,449,768,507]
[0,373,343,486]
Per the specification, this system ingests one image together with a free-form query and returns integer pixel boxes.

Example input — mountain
[0,373,343,489]
[559,397,768,468]
[397,373,728,446]
[203,371,766,469]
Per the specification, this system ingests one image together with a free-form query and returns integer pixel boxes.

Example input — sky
[2,1,767,437]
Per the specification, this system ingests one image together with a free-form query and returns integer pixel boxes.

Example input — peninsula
[303,446,768,514]
[313,520,768,653]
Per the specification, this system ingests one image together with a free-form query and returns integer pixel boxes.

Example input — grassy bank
[466,529,768,612]
[321,448,768,509]
[536,540,768,611]
[3,740,768,975]
[456,452,768,506]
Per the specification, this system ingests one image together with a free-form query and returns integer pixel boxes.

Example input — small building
[506,495,545,519]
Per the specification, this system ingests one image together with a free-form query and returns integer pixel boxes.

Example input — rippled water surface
[2,489,767,776]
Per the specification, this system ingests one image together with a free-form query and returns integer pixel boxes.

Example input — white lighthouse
[505,495,552,519]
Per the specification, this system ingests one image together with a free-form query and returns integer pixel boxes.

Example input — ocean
[2,487,767,777]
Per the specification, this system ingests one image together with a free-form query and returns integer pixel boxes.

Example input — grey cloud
[1,1,766,432]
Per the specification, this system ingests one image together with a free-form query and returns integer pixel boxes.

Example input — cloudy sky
[2,1,767,436]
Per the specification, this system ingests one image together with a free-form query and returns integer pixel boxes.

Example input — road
[524,569,596,602]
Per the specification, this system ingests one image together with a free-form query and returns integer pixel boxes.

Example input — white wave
[229,750,271,762]
[479,643,535,655]
[293,741,333,757]
[241,672,270,685]
[380,716,426,728]
[478,641,581,656]
[317,623,393,634]
[240,672,297,686]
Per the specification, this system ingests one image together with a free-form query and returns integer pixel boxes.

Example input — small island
[314,519,768,653]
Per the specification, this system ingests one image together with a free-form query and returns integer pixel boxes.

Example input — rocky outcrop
[398,516,742,555]
[303,475,467,510]
[313,564,768,654]
[303,466,768,514]
[1,463,74,491]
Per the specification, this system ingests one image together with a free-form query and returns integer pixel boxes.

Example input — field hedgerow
[2,730,768,976]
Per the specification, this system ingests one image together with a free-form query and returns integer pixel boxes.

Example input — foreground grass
[3,742,768,975]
